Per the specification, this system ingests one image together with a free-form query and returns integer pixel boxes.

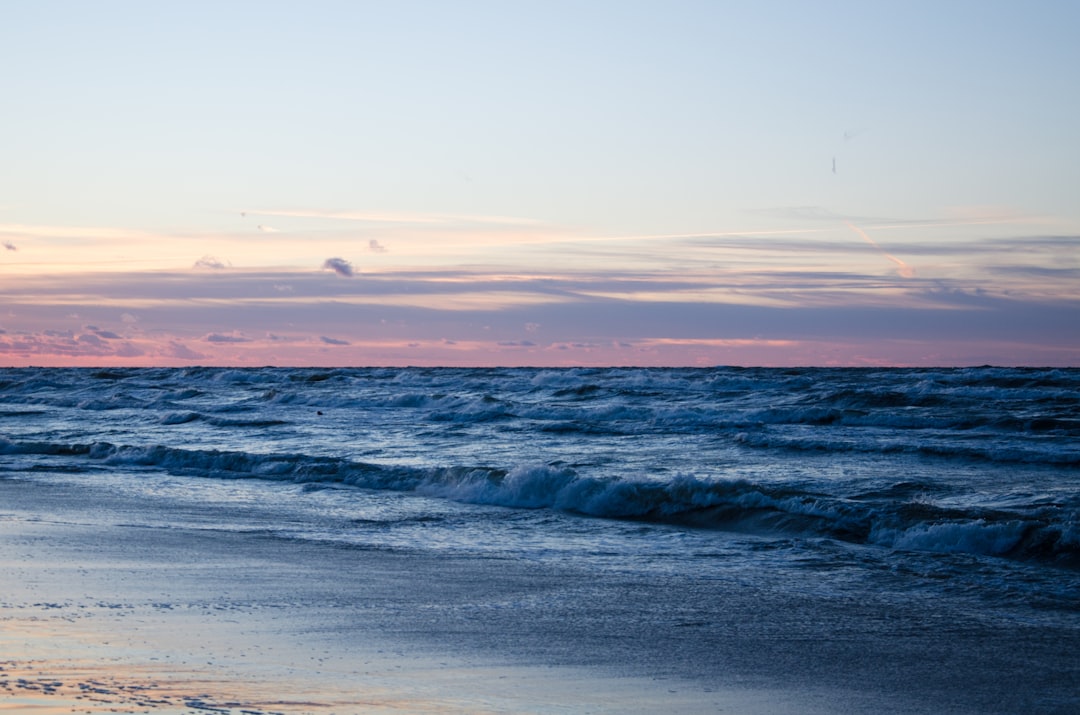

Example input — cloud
[991,265,1080,279]
[249,208,544,227]
[194,255,229,269]
[3,241,16,251]
[161,342,205,360]
[1,221,1077,367]
[368,239,387,253]
[204,333,252,343]
[845,222,916,279]
[114,342,145,358]
[0,223,157,241]
[322,257,354,277]
[0,328,145,362]
[745,205,1031,232]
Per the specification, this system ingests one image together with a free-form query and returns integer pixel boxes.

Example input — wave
[158,412,289,428]
[2,366,1077,433]
[732,430,1080,467]
[3,436,1077,567]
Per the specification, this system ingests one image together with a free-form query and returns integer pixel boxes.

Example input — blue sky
[2,1,1078,366]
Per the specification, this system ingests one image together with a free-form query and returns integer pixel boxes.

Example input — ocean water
[2,366,1078,580]
[2,366,1079,707]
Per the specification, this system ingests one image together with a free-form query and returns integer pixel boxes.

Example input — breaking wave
[2,436,1077,567]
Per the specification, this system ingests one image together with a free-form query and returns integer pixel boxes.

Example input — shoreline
[0,476,783,714]
[3,474,1080,714]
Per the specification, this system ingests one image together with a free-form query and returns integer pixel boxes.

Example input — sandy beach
[3,470,1079,715]
[0,475,823,715]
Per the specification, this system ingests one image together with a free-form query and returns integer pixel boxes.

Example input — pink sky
[2,212,1078,367]
[3,3,1079,367]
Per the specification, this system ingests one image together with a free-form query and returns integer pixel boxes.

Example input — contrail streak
[845,221,915,278]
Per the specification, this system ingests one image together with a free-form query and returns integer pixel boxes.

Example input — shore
[2,474,1079,714]
[0,475,809,715]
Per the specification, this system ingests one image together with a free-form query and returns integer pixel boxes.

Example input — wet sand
[0,476,820,715]
[3,474,1079,714]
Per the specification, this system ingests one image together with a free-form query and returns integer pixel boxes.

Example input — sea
[2,366,1079,709]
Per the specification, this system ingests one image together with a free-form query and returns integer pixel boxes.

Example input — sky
[2,0,1079,367]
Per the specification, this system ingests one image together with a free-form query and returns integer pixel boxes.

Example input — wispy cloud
[845,222,916,279]
[1,225,1077,366]
[0,223,160,241]
[248,208,545,227]
[161,342,205,361]
[368,239,387,253]
[204,333,252,343]
[746,205,1034,231]
[0,329,146,362]
[3,241,16,251]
